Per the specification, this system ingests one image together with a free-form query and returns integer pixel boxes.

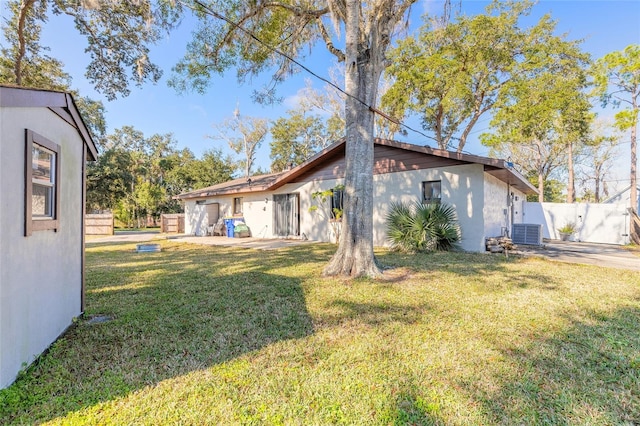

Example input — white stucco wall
[370,164,487,251]
[0,107,84,388]
[482,173,527,239]
[483,173,508,237]
[184,201,219,236]
[523,201,630,245]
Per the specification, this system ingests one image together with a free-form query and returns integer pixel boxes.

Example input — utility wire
[182,0,437,143]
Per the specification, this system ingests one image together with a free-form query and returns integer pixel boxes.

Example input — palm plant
[386,200,461,253]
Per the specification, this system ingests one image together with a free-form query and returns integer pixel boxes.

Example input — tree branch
[14,0,37,85]
[317,19,345,62]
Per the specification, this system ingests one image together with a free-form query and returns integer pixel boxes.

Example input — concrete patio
[168,235,316,250]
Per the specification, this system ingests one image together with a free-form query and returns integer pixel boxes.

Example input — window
[233,197,243,215]
[25,130,60,235]
[330,187,344,220]
[422,180,441,204]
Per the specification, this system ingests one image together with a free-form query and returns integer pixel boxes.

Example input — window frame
[422,180,442,204]
[233,197,243,216]
[25,130,60,236]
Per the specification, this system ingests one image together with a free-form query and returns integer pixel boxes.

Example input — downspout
[81,144,87,313]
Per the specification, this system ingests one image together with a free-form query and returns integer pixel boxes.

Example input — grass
[1,241,639,425]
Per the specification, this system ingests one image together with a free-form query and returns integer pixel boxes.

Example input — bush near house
[386,200,461,253]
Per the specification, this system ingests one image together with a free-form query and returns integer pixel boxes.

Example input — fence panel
[161,214,185,234]
[523,202,630,245]
[85,213,114,235]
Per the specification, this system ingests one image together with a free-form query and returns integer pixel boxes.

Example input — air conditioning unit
[512,223,542,245]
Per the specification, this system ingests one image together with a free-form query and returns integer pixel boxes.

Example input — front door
[273,193,300,237]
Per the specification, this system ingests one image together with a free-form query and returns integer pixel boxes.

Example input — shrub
[386,200,461,253]
[557,222,576,234]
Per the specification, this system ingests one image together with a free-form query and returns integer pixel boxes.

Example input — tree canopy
[383,0,589,154]
[87,126,234,225]
[592,44,639,223]
[480,21,591,201]
[270,84,343,172]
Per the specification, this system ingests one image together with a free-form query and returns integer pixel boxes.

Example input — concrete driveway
[86,230,160,244]
[518,240,640,271]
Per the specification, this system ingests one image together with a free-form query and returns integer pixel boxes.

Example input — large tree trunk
[323,0,382,278]
[538,172,544,203]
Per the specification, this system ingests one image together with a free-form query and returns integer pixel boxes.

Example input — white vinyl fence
[523,202,631,245]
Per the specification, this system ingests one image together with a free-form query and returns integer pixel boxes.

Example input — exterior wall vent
[512,223,543,246]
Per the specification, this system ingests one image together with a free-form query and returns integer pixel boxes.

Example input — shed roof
[176,138,537,200]
[0,85,98,160]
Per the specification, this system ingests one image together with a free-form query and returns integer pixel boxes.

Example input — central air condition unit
[512,223,543,245]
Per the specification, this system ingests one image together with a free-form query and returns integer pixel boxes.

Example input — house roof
[176,172,284,200]
[0,85,98,161]
[176,138,537,200]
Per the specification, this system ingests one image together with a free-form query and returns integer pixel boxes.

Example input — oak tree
[173,0,426,277]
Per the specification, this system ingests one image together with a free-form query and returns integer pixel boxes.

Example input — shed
[0,85,97,388]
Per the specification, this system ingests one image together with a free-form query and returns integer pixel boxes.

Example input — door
[206,203,220,226]
[273,193,300,237]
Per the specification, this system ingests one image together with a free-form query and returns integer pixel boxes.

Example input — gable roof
[176,138,537,200]
[0,85,98,161]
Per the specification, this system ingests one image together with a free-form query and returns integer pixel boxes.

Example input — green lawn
[1,241,639,425]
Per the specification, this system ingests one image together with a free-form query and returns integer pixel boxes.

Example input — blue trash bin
[224,219,235,237]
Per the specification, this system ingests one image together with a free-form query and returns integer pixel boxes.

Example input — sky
[4,0,640,193]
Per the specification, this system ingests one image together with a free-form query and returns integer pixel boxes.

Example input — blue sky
[8,0,640,190]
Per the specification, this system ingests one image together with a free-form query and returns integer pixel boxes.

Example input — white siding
[0,107,84,388]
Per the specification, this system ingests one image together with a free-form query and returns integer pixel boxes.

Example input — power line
[182,0,437,143]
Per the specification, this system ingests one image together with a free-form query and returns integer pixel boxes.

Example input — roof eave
[0,85,98,161]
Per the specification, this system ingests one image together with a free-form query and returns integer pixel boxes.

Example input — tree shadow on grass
[473,306,640,424]
[377,250,565,291]
[0,242,327,424]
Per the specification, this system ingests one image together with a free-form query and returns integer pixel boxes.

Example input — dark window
[25,130,60,236]
[422,180,441,204]
[233,197,243,215]
[330,187,344,219]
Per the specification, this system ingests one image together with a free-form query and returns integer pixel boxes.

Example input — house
[603,185,640,212]
[177,139,537,251]
[0,86,97,388]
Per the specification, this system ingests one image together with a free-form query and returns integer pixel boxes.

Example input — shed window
[422,180,441,204]
[25,130,60,235]
[233,197,243,215]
